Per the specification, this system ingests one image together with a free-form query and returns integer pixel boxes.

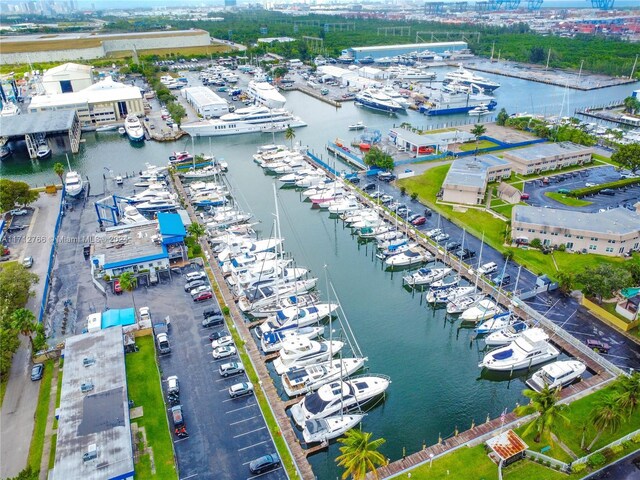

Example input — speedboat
[273,338,344,375]
[256,303,339,337]
[169,151,194,164]
[384,247,432,268]
[118,127,126,135]
[290,374,391,426]
[348,121,366,130]
[0,145,12,160]
[460,299,501,323]
[221,251,277,274]
[65,171,84,198]
[526,360,586,392]
[282,357,367,398]
[124,114,145,142]
[302,414,365,445]
[479,328,560,371]
[468,104,491,116]
[475,312,515,335]
[446,293,485,314]
[217,237,283,263]
[327,197,361,215]
[120,205,147,225]
[403,267,452,287]
[259,326,325,353]
[485,321,529,346]
[36,142,51,159]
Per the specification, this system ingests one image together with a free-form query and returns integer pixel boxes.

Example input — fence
[525,449,570,472]
[572,428,640,467]
[39,187,66,325]
[326,141,366,169]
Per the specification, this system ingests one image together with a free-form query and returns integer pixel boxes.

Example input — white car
[10,209,28,216]
[585,182,598,187]
[139,307,151,322]
[212,345,237,359]
[190,285,210,296]
[22,256,34,268]
[477,262,498,276]
[426,228,442,238]
[228,382,254,398]
[211,335,233,349]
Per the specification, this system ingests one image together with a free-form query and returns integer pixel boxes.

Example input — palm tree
[284,126,296,150]
[335,429,387,480]
[11,308,38,350]
[515,385,569,443]
[119,271,138,313]
[53,162,65,185]
[615,372,640,416]
[187,222,206,242]
[587,393,625,451]
[471,123,487,156]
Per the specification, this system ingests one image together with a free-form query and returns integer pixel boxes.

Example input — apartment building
[502,142,593,175]
[441,154,512,205]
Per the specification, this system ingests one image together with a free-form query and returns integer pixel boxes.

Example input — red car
[194,291,213,302]
[411,216,427,226]
[586,339,610,354]
[114,280,122,294]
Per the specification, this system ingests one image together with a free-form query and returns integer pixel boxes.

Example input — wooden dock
[281,84,343,107]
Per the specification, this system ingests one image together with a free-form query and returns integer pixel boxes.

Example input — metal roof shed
[486,429,528,466]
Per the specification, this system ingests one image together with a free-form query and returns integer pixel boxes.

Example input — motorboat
[302,414,365,445]
[355,89,404,113]
[475,312,515,335]
[428,276,460,290]
[446,293,485,314]
[259,326,325,353]
[169,151,193,164]
[485,321,529,346]
[309,188,347,205]
[237,280,318,312]
[136,197,178,212]
[232,266,310,296]
[273,338,344,375]
[64,171,84,198]
[327,197,361,215]
[36,142,51,159]
[182,165,224,180]
[120,205,147,225]
[444,65,501,92]
[192,192,228,208]
[95,124,119,132]
[118,127,126,135]
[348,121,366,130]
[207,210,252,229]
[248,293,319,319]
[256,303,339,337]
[217,237,283,263]
[282,357,368,398]
[419,92,497,116]
[460,299,501,322]
[295,174,328,188]
[403,267,452,287]
[290,374,391,426]
[139,164,168,180]
[247,80,286,109]
[526,360,586,392]
[221,251,277,274]
[378,241,416,259]
[124,114,145,142]
[359,224,393,239]
[468,104,491,116]
[128,185,173,204]
[0,145,12,160]
[385,247,432,268]
[446,286,477,303]
[478,328,560,371]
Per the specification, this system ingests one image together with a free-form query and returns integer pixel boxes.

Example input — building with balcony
[441,154,512,205]
[502,142,593,175]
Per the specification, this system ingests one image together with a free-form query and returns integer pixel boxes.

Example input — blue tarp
[101,308,136,329]
[157,212,187,237]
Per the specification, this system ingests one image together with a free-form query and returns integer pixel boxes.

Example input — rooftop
[390,127,474,148]
[443,155,510,189]
[486,430,528,461]
[503,141,593,162]
[183,86,227,106]
[350,41,467,53]
[93,221,167,270]
[101,308,136,329]
[513,206,640,235]
[0,109,76,137]
[29,77,142,110]
[44,63,93,76]
[52,327,133,480]
[157,212,187,238]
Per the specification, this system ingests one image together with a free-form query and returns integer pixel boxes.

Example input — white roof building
[42,63,94,95]
[182,87,229,118]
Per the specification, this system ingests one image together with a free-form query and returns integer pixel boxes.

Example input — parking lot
[522,165,640,213]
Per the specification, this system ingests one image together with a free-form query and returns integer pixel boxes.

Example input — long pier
[280,84,344,107]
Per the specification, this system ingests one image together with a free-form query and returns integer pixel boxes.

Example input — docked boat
[444,65,501,92]
[182,165,224,180]
[120,205,147,225]
[385,247,432,268]
[95,124,119,132]
[0,145,12,160]
[232,266,310,296]
[302,414,365,445]
[468,104,491,116]
[124,114,145,142]
[460,299,501,323]
[181,106,306,137]
[290,374,391,426]
[485,321,529,346]
[446,293,485,314]
[192,192,228,208]
[429,276,460,290]
[248,293,320,319]
[36,142,51,159]
[403,267,452,287]
[217,237,283,263]
[139,164,167,180]
[355,89,404,113]
[273,338,344,375]
[394,67,436,81]
[238,280,318,312]
[259,326,325,353]
[256,303,339,337]
[64,171,84,198]
[327,197,361,215]
[348,121,366,130]
[247,80,286,109]
[282,357,368,398]
[479,328,560,371]
[526,360,586,392]
[419,92,497,116]
[136,197,178,212]
[118,127,126,135]
[475,312,515,335]
[221,251,277,274]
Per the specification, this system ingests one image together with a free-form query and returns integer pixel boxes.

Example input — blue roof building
[157,212,187,245]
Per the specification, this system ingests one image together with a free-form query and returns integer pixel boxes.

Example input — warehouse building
[346,41,468,62]
[441,155,512,205]
[511,205,640,256]
[52,326,134,480]
[28,77,144,128]
[42,63,93,94]
[182,86,229,118]
[502,142,593,175]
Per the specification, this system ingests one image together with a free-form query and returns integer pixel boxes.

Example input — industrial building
[441,155,512,205]
[52,326,134,480]
[511,205,640,256]
[346,41,468,62]
[42,63,93,95]
[389,127,475,155]
[502,142,593,175]
[182,86,229,118]
[28,77,144,129]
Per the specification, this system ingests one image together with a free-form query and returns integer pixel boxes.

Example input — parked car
[211,335,234,349]
[203,307,223,319]
[193,291,213,302]
[347,176,360,184]
[7,224,27,233]
[202,314,224,328]
[423,208,433,217]
[190,285,210,296]
[455,248,476,260]
[380,194,394,204]
[186,270,206,282]
[30,363,44,381]
[411,216,427,226]
[445,241,461,252]
[426,228,442,238]
[363,182,376,191]
[477,262,498,275]
[493,273,511,286]
[22,256,33,268]
[228,381,254,398]
[408,213,422,223]
[370,191,383,199]
[249,453,281,474]
[209,330,228,341]
[113,279,122,294]
[557,188,570,194]
[586,339,610,354]
[434,232,450,243]
[377,171,396,182]
[600,188,615,196]
[184,279,206,292]
[519,193,530,201]
[9,209,28,216]
[212,345,237,359]
[219,361,244,377]
[167,375,179,394]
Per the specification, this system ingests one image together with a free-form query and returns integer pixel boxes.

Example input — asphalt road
[584,451,640,479]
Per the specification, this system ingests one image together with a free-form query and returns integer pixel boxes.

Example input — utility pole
[630,54,638,80]
[545,48,551,70]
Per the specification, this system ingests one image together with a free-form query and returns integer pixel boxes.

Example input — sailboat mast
[475,232,485,289]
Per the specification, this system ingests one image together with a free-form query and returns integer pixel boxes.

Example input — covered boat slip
[0,109,81,158]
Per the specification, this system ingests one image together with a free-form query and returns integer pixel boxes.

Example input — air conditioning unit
[83,444,97,462]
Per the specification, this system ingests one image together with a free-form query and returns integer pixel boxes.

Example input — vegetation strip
[27,360,53,473]
[544,192,593,207]
[569,177,640,198]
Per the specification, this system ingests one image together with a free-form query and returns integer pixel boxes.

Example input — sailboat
[64,154,84,198]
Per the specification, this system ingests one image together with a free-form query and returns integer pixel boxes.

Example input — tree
[167,101,186,125]
[0,327,21,377]
[556,271,574,296]
[611,143,640,174]
[0,263,39,317]
[0,179,39,213]
[622,96,640,115]
[363,147,394,171]
[187,222,206,242]
[284,126,296,150]
[615,372,640,416]
[53,162,65,185]
[587,393,625,450]
[471,123,487,156]
[515,385,569,443]
[119,271,138,312]
[335,429,387,480]
[496,108,509,126]
[626,261,640,285]
[575,264,633,304]
[10,308,38,350]
[529,46,545,63]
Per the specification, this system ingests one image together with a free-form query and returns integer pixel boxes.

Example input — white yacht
[120,205,147,225]
[36,142,51,159]
[238,280,318,313]
[64,171,84,198]
[355,89,404,113]
[460,299,501,322]
[385,247,433,268]
[136,197,178,212]
[290,375,391,426]
[526,360,586,392]
[217,237,283,263]
[468,104,491,116]
[181,106,306,137]
[381,86,410,108]
[248,293,320,319]
[475,313,515,335]
[485,321,529,346]
[260,326,325,353]
[282,357,367,398]
[327,197,361,215]
[256,303,339,337]
[247,80,287,108]
[302,414,365,445]
[446,293,485,314]
[444,65,501,92]
[348,121,366,130]
[273,338,344,375]
[124,114,145,142]
[221,251,277,274]
[479,328,560,371]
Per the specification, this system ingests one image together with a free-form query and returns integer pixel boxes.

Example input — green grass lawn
[458,140,499,152]
[545,192,593,207]
[27,360,54,473]
[48,434,57,470]
[492,204,516,218]
[125,336,177,479]
[0,374,8,408]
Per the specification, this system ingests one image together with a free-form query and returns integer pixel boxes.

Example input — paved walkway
[39,360,60,479]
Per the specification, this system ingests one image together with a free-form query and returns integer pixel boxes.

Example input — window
[606,247,613,253]
[589,245,597,251]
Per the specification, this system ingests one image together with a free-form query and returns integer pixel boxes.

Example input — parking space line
[246,466,283,479]
[223,395,254,403]
[181,474,199,480]
[226,403,257,414]
[238,440,269,452]
[174,437,190,444]
[233,426,266,439]
[230,415,259,426]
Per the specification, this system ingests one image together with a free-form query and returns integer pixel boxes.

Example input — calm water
[1,72,634,479]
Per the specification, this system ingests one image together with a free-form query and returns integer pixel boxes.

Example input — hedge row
[570,177,640,198]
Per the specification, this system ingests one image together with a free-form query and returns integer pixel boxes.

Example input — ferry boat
[444,66,501,92]
[65,171,84,198]
[124,115,145,142]
[420,94,497,116]
[246,81,287,109]
[181,106,306,137]
[355,89,404,113]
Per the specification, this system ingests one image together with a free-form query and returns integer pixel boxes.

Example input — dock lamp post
[429,453,434,468]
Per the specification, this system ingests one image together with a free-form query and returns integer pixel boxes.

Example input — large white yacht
[526,360,586,392]
[64,171,84,198]
[181,106,306,137]
[479,328,560,371]
[247,80,286,108]
[355,89,404,113]
[444,65,501,92]
[124,114,145,141]
[281,357,367,398]
[273,338,344,375]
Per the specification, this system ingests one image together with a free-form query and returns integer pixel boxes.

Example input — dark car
[423,208,433,217]
[194,291,213,302]
[599,188,615,196]
[208,330,228,341]
[363,182,376,191]
[586,339,611,354]
[455,248,476,260]
[202,314,224,328]
[377,172,396,182]
[249,453,281,474]
[493,273,511,286]
[203,307,222,319]
[31,363,44,381]
[445,241,461,252]
[347,176,360,184]
[411,216,427,226]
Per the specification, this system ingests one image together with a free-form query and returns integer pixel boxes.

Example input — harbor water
[1,70,635,479]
